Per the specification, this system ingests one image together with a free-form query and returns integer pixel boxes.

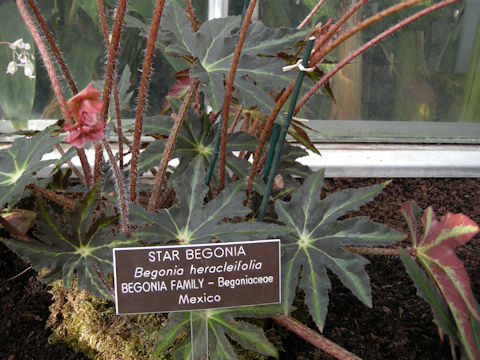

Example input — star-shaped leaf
[160,0,308,113]
[0,126,61,207]
[2,185,139,298]
[139,111,258,181]
[275,169,403,331]
[153,306,280,359]
[132,156,286,245]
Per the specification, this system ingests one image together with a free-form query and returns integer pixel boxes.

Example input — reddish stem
[95,0,128,186]
[228,106,243,133]
[129,0,167,203]
[77,149,93,188]
[54,144,85,184]
[27,0,77,94]
[93,143,103,185]
[273,314,361,360]
[218,0,258,194]
[185,0,199,32]
[27,184,75,211]
[310,0,425,66]
[102,139,130,235]
[296,0,461,114]
[297,0,325,29]
[148,80,200,211]
[16,1,69,120]
[97,0,124,170]
[26,0,93,185]
[310,0,367,65]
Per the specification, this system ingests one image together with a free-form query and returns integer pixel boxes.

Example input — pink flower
[64,83,105,148]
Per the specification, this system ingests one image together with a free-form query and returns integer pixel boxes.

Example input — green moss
[47,279,167,360]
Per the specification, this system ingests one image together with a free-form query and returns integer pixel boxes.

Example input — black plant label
[113,240,281,315]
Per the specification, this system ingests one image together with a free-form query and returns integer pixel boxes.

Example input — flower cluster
[3,38,35,79]
[64,83,105,148]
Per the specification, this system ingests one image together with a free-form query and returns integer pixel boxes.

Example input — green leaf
[0,1,35,129]
[1,186,139,298]
[275,170,403,331]
[160,1,308,113]
[64,37,102,90]
[154,306,280,359]
[139,110,259,182]
[132,156,286,245]
[0,127,61,207]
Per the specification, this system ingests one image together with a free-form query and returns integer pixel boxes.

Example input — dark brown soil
[1,178,479,360]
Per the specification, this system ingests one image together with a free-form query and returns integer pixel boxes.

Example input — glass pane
[259,0,480,125]
[0,0,208,126]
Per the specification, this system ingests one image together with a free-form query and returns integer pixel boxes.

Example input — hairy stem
[16,1,69,122]
[185,0,199,32]
[97,0,125,170]
[25,0,94,185]
[54,144,86,184]
[272,314,361,360]
[295,0,460,114]
[218,0,257,194]
[148,79,200,211]
[310,0,425,66]
[130,0,166,203]
[77,149,93,188]
[27,184,75,211]
[98,0,128,123]
[27,0,77,94]
[228,106,243,133]
[297,0,325,29]
[93,143,103,185]
[310,0,367,64]
[96,0,128,186]
[102,139,130,235]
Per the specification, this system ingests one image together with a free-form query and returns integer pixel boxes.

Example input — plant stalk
[97,0,125,169]
[297,0,325,29]
[295,0,461,115]
[17,0,93,187]
[27,184,75,211]
[54,144,86,184]
[185,0,199,32]
[27,0,78,94]
[148,79,200,211]
[95,0,128,187]
[310,0,367,65]
[272,314,362,360]
[218,0,257,194]
[310,0,425,66]
[129,0,167,203]
[102,139,130,235]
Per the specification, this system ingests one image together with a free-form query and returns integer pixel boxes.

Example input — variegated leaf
[401,201,480,360]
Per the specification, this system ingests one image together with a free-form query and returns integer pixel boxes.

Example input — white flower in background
[6,61,17,75]
[2,38,35,79]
